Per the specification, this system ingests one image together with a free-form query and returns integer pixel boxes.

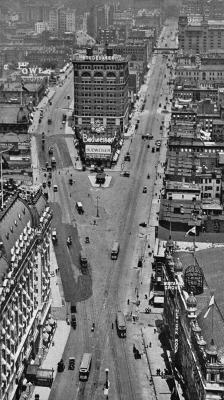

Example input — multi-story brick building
[73,47,129,132]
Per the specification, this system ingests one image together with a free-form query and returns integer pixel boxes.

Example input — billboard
[85,145,111,156]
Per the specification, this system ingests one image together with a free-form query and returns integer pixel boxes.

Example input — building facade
[178,17,224,54]
[162,245,224,400]
[73,47,129,132]
[76,122,122,168]
[0,188,53,400]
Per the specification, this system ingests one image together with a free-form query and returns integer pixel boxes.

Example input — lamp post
[96,196,100,218]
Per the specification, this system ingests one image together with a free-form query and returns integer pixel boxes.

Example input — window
[210,373,215,382]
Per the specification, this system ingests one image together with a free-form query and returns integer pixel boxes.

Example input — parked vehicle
[48,119,52,125]
[48,147,53,156]
[51,228,57,244]
[143,186,147,193]
[57,359,65,372]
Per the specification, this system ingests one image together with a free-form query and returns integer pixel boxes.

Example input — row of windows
[80,79,125,84]
[74,86,125,91]
[74,93,125,98]
[77,112,120,117]
[75,106,122,111]
[178,72,223,77]
[74,64,125,70]
[178,148,222,153]
[78,99,124,104]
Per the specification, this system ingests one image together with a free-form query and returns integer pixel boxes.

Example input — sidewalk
[19,239,70,400]
[30,240,70,400]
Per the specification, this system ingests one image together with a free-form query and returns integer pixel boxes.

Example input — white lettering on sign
[83,133,115,144]
[85,145,111,155]
[164,282,177,290]
[174,308,179,353]
[20,66,43,75]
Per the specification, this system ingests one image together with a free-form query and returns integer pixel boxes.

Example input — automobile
[39,118,42,123]
[123,171,130,177]
[124,152,131,161]
[159,103,161,107]
[51,228,57,243]
[48,146,53,155]
[143,186,147,193]
[68,357,75,370]
[57,359,65,372]
[48,119,52,125]
[42,181,46,188]
[155,140,162,147]
[69,178,73,185]
[139,222,147,227]
[152,147,155,153]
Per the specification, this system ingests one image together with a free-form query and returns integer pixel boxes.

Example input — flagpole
[212,298,214,340]
[21,81,22,106]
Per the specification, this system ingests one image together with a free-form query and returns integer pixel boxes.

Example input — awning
[45,325,52,333]
[48,317,55,326]
[1,373,7,381]
[43,332,49,342]
[154,296,164,304]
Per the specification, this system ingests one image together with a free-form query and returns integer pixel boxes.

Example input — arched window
[107,72,116,78]
[82,72,91,77]
[94,72,103,78]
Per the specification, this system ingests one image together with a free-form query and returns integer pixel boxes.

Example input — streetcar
[116,311,126,338]
[111,241,120,260]
[79,353,92,381]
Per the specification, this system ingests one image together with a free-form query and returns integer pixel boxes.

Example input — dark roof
[160,199,202,225]
[0,195,33,265]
